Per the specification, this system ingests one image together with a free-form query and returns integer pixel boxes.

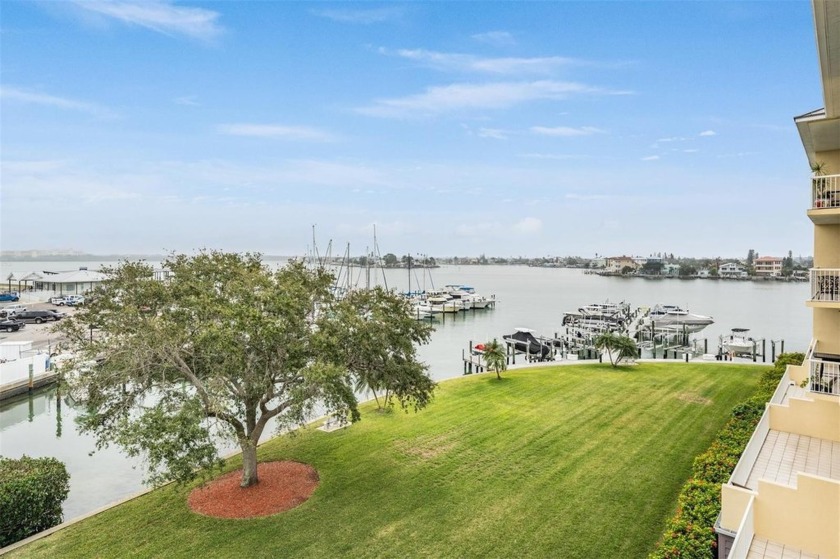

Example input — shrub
[649,353,804,558]
[0,455,70,547]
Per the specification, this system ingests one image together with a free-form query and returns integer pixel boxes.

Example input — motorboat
[426,295,460,313]
[462,293,492,309]
[502,328,552,360]
[722,328,755,355]
[646,304,714,333]
[444,284,475,298]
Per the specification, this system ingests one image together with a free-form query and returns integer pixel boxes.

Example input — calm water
[0,262,811,521]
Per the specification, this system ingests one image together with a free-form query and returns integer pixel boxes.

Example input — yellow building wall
[814,224,840,268]
[786,363,809,386]
[768,397,840,442]
[813,149,840,171]
[754,475,840,558]
[720,484,756,532]
[813,307,840,354]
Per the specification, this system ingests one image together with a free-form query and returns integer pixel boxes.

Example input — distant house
[753,256,783,277]
[605,256,638,273]
[662,263,680,276]
[697,268,712,278]
[590,257,607,269]
[719,262,748,278]
[30,268,108,295]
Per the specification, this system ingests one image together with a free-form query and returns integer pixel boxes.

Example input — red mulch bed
[188,461,319,519]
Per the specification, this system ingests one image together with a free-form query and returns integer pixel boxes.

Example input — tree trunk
[240,440,259,487]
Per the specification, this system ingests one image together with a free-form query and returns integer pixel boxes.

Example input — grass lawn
[12,362,761,559]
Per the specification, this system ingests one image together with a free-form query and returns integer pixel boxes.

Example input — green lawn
[12,363,761,559]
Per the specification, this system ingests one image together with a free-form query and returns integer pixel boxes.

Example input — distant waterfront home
[662,263,680,276]
[719,262,748,278]
[590,257,607,269]
[753,256,783,277]
[605,256,638,273]
[30,268,107,295]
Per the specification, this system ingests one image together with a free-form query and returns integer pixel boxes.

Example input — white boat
[410,302,435,320]
[426,295,460,313]
[444,284,475,298]
[722,328,755,355]
[463,293,492,309]
[647,304,714,333]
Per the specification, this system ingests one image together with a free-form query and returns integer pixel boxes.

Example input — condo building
[715,2,840,558]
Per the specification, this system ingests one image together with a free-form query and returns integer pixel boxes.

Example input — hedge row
[0,455,70,548]
[649,353,805,559]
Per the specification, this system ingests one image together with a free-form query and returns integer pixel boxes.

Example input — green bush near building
[0,456,70,547]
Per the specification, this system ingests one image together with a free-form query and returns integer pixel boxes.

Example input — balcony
[809,174,840,224]
[808,268,840,308]
[808,356,840,396]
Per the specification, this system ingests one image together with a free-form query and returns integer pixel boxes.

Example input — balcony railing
[809,268,840,302]
[808,357,840,395]
[812,174,840,209]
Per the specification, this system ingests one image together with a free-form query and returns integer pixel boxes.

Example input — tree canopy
[594,333,638,368]
[482,339,507,380]
[57,252,435,488]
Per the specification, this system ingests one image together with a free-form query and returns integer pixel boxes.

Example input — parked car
[0,292,20,302]
[0,319,25,332]
[14,310,61,324]
[1,304,27,316]
[47,309,67,320]
[65,295,86,306]
[49,296,68,305]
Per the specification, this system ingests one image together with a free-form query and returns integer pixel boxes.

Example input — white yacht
[722,328,755,355]
[647,304,714,333]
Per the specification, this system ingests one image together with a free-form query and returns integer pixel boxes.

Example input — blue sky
[0,1,823,258]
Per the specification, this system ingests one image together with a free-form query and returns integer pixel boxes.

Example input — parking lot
[0,302,81,352]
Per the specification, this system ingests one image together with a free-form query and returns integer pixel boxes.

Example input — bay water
[0,261,811,521]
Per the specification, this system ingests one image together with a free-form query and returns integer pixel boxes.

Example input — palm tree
[482,339,507,379]
[594,332,638,368]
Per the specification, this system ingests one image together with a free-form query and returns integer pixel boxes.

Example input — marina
[0,261,812,522]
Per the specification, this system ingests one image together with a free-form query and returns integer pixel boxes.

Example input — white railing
[812,174,840,209]
[810,268,840,302]
[770,368,792,405]
[808,357,840,395]
[726,495,755,559]
[729,406,771,488]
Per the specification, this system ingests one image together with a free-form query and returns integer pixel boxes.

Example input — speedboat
[722,328,755,355]
[502,328,552,360]
[647,304,714,333]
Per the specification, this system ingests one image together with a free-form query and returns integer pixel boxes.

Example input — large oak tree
[56,252,435,487]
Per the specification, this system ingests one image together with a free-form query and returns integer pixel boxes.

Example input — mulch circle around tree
[188,461,319,519]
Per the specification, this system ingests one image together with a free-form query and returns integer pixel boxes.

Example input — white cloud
[655,136,686,143]
[641,155,660,161]
[530,126,603,137]
[384,48,579,75]
[356,80,620,118]
[518,153,589,160]
[699,130,717,136]
[565,193,607,201]
[217,124,336,142]
[683,149,699,153]
[471,31,516,47]
[313,7,403,24]
[174,95,199,106]
[477,128,508,140]
[72,1,223,40]
[513,217,542,234]
[0,86,116,118]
